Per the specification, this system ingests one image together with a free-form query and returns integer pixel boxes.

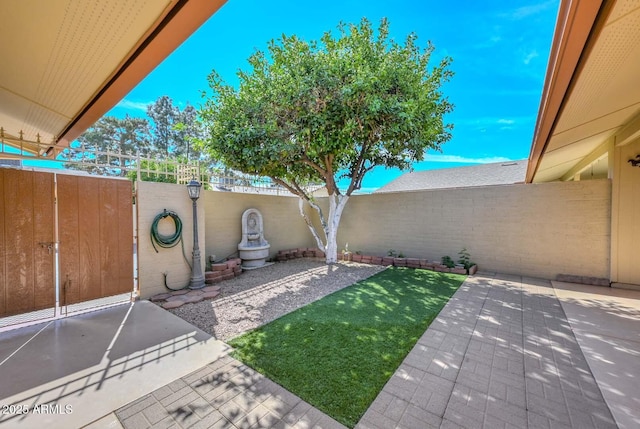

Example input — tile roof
[375,159,527,193]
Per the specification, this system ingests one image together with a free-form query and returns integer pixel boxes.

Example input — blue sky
[109,0,560,192]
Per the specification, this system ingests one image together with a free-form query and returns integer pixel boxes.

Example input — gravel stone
[167,258,385,341]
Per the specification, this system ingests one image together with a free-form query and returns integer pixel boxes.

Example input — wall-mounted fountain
[238,208,272,269]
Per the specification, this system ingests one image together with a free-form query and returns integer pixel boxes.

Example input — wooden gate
[0,170,55,317]
[57,175,133,305]
[0,170,133,319]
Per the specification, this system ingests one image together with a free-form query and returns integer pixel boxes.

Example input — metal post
[189,197,205,289]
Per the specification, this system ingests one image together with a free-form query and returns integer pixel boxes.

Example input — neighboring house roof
[375,160,527,193]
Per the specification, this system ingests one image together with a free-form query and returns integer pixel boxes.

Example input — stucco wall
[136,180,612,296]
[203,191,315,264]
[136,181,205,298]
[611,138,640,285]
[334,180,611,280]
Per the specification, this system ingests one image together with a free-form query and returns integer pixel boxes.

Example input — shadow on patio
[0,301,228,429]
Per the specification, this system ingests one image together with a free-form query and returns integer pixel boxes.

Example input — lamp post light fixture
[187,178,205,289]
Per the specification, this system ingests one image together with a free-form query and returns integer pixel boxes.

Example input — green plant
[397,252,405,258]
[457,248,475,270]
[441,255,455,268]
[387,249,397,257]
[200,18,454,264]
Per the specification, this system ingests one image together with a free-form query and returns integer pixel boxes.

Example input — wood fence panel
[0,170,55,316]
[57,174,80,305]
[116,181,134,295]
[77,177,102,302]
[32,172,55,310]
[58,176,133,304]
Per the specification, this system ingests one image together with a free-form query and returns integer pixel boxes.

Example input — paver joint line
[357,274,617,429]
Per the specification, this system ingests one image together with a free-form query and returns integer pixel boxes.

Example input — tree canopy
[62,96,208,177]
[61,114,150,176]
[200,18,454,262]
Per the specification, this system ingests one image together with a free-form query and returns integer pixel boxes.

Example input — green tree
[174,104,205,162]
[201,18,454,262]
[147,95,179,158]
[61,115,150,176]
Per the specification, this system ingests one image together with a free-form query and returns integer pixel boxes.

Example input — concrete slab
[0,301,229,429]
[82,413,124,429]
[553,281,640,429]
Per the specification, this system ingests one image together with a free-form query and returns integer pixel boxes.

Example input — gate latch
[38,242,55,254]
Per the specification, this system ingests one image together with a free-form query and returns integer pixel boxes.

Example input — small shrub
[457,248,475,271]
[387,249,398,257]
[398,252,405,258]
[441,255,455,268]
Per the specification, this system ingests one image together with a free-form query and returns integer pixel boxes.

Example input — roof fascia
[525,0,609,183]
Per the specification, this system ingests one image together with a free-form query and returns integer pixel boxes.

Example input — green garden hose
[150,209,191,291]
[150,209,184,252]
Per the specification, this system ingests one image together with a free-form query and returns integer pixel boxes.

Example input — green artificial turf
[228,267,466,427]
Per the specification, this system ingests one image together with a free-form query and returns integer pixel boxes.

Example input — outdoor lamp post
[187,178,205,289]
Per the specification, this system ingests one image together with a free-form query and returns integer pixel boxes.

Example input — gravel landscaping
[165,258,386,341]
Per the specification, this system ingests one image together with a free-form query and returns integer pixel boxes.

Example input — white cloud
[424,154,513,164]
[458,116,531,128]
[523,50,539,65]
[473,34,503,49]
[116,99,151,112]
[504,1,557,20]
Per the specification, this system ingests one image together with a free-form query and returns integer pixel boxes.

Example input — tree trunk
[297,193,350,264]
[324,193,349,263]
[298,197,326,251]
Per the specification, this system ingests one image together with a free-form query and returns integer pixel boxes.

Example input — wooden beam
[560,138,611,181]
[615,111,640,147]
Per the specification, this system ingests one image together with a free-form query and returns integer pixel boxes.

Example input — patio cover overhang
[0,0,226,157]
[526,0,640,183]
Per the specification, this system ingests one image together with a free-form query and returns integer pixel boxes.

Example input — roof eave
[52,0,226,152]
[525,0,605,183]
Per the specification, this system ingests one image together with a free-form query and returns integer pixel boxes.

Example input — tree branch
[306,197,328,233]
[324,154,339,195]
[270,177,310,200]
[271,176,328,234]
[346,142,369,195]
[298,198,326,251]
[300,154,327,178]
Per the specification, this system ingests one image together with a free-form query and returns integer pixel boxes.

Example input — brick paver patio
[356,274,616,429]
[115,274,617,429]
[115,354,346,429]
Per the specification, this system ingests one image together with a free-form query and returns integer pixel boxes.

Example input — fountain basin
[238,244,271,267]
